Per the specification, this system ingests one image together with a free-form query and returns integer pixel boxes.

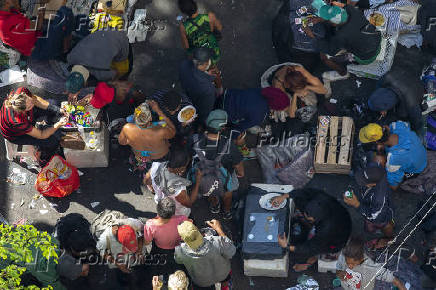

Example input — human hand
[343,192,360,208]
[206,219,222,231]
[77,94,92,107]
[68,93,78,105]
[152,276,162,290]
[60,108,69,117]
[271,195,286,207]
[336,270,347,281]
[278,233,288,248]
[147,100,160,113]
[195,169,203,181]
[55,117,68,128]
[309,16,324,25]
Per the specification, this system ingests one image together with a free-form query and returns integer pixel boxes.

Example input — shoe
[223,211,232,220]
[210,201,221,214]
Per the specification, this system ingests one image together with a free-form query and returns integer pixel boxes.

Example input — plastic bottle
[345,185,354,198]
[87,131,99,150]
[332,277,342,288]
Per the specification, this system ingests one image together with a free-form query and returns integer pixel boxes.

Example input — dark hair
[157,197,176,219]
[284,69,308,92]
[162,90,182,112]
[378,127,390,143]
[168,145,191,169]
[68,230,96,253]
[178,0,197,16]
[343,236,365,260]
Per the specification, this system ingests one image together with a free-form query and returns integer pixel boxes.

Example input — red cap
[117,225,138,253]
[90,82,115,109]
[261,87,290,111]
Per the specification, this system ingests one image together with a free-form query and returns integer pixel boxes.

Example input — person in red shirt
[0,0,74,60]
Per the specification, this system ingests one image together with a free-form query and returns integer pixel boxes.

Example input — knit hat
[206,109,228,131]
[117,225,138,253]
[355,166,385,186]
[359,123,383,143]
[66,65,90,94]
[368,88,398,112]
[318,5,348,24]
[177,221,204,250]
[261,87,290,111]
[90,82,115,109]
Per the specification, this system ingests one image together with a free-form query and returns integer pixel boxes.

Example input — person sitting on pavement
[175,220,236,290]
[67,30,130,83]
[358,122,429,193]
[118,101,176,172]
[336,236,408,290]
[274,188,352,272]
[152,270,190,290]
[0,0,74,60]
[192,109,244,220]
[367,69,425,134]
[96,217,145,273]
[179,47,223,125]
[144,145,202,217]
[344,166,394,240]
[0,87,68,165]
[178,0,223,65]
[307,4,381,76]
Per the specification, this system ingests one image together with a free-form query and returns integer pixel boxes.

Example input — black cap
[355,166,385,186]
[192,47,212,62]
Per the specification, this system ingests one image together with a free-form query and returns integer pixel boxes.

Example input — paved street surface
[0,0,435,289]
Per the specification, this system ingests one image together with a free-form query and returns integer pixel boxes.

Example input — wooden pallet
[314,116,354,174]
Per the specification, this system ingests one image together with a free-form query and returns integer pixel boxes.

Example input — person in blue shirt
[359,121,428,192]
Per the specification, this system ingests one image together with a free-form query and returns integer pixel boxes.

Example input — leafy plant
[0,224,58,290]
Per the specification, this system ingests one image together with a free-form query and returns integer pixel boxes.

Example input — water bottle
[344,185,354,198]
[87,131,99,150]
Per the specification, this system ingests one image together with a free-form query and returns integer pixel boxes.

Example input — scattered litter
[28,200,36,209]
[78,170,84,176]
[42,204,47,209]
[39,210,49,215]
[329,98,337,104]
[10,203,15,209]
[20,198,25,207]
[91,202,100,208]
[172,83,176,88]
[6,168,27,185]
[356,80,362,88]
[249,277,255,287]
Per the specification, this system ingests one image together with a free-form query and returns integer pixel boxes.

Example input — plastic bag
[277,148,314,189]
[35,155,80,197]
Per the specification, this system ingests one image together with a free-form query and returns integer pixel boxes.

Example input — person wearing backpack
[192,110,244,220]
[178,0,222,65]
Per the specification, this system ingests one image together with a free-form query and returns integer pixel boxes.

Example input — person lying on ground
[175,220,236,290]
[144,145,202,217]
[305,4,381,75]
[0,87,68,164]
[344,166,395,238]
[0,0,74,60]
[274,188,352,272]
[118,101,176,172]
[359,122,427,192]
[336,236,407,290]
[178,0,222,64]
[192,109,244,220]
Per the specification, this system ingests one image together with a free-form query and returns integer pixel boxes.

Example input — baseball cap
[368,88,398,112]
[359,123,383,143]
[318,5,348,24]
[90,82,115,109]
[117,225,138,253]
[192,47,213,63]
[177,221,204,250]
[206,109,228,131]
[355,166,385,186]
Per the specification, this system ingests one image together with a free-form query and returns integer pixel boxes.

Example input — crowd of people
[0,0,435,288]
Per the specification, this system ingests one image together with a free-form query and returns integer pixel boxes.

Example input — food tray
[60,101,102,133]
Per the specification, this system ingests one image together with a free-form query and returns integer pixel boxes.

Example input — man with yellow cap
[359,121,427,192]
[175,220,235,289]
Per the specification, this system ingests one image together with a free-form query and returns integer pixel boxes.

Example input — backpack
[426,112,436,150]
[53,213,95,250]
[90,209,125,240]
[193,135,230,198]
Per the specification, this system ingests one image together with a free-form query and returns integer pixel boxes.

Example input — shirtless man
[118,101,176,171]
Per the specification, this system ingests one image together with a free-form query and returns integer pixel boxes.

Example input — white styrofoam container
[64,126,109,168]
[318,258,338,273]
[243,184,294,278]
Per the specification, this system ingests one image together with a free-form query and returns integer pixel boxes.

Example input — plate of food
[369,12,385,27]
[178,105,197,123]
[259,193,287,210]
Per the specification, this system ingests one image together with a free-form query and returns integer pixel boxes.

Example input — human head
[68,229,96,257]
[116,225,138,253]
[177,221,204,250]
[168,270,189,290]
[285,68,308,92]
[6,87,34,113]
[134,102,152,128]
[359,123,384,143]
[261,87,291,111]
[90,82,115,109]
[66,65,90,94]
[168,145,191,174]
[206,109,228,134]
[368,88,398,112]
[318,5,348,25]
[192,48,212,72]
[161,90,183,114]
[355,166,385,187]
[157,197,176,219]
[178,0,197,16]
[343,236,365,269]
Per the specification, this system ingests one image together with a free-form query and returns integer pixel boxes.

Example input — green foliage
[0,224,58,290]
